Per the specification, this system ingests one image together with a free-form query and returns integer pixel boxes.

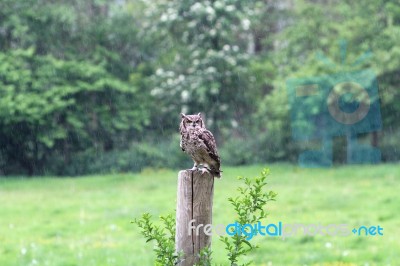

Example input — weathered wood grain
[175,170,214,266]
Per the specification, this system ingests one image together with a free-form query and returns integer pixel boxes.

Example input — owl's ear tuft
[181,113,186,119]
[197,112,201,117]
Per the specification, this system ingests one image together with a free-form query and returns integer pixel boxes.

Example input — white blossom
[188,21,197,28]
[227,57,237,66]
[226,5,235,12]
[206,66,216,73]
[242,19,251,30]
[181,90,190,101]
[155,68,164,75]
[167,8,175,15]
[151,88,162,96]
[192,50,200,58]
[210,87,219,95]
[205,6,215,17]
[231,119,238,128]
[181,105,189,114]
[160,14,168,22]
[220,104,229,111]
[213,1,223,9]
[190,2,203,13]
[169,13,177,21]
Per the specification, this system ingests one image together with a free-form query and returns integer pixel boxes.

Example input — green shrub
[48,135,191,176]
[220,137,256,166]
[133,168,276,266]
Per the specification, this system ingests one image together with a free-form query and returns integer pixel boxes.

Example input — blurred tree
[0,49,148,175]
[148,0,266,142]
[0,0,152,175]
[265,0,400,162]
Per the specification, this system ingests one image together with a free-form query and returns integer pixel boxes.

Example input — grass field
[0,164,399,266]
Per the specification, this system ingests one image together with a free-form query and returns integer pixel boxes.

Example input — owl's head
[180,113,204,131]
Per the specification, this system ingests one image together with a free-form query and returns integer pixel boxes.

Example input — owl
[180,113,222,178]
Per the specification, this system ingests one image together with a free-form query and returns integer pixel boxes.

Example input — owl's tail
[213,169,222,178]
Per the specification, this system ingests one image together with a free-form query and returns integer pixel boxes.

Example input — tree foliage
[0,48,148,174]
[0,0,399,175]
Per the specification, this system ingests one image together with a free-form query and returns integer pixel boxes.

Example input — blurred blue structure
[287,41,382,167]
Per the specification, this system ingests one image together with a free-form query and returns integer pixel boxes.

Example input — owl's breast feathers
[180,128,221,178]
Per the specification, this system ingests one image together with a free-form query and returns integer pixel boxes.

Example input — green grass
[0,164,399,266]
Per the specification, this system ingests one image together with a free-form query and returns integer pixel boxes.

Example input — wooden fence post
[175,170,214,266]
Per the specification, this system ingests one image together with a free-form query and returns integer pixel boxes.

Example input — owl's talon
[198,165,213,175]
[200,168,209,175]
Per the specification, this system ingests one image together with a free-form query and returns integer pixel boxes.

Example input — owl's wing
[198,129,221,165]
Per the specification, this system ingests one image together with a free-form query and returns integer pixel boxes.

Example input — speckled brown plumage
[180,113,221,178]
